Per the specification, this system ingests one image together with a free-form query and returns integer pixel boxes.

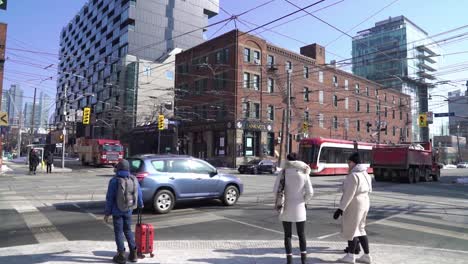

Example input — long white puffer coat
[273,160,314,222]
[339,164,373,240]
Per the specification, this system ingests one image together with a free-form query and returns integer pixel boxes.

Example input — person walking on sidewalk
[104,159,144,264]
[334,152,373,264]
[28,149,39,175]
[273,153,314,264]
[46,151,54,173]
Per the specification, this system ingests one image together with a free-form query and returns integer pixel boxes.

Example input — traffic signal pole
[62,85,67,169]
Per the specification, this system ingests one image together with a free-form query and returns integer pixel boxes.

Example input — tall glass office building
[55,0,218,138]
[352,16,440,141]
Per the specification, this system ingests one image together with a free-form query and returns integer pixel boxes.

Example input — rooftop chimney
[300,43,325,65]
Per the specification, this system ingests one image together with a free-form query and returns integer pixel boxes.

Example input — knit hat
[348,152,361,164]
[287,153,298,161]
[115,159,130,171]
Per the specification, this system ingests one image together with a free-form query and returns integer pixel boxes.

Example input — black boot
[128,248,138,263]
[286,254,293,264]
[301,252,307,264]
[113,251,126,264]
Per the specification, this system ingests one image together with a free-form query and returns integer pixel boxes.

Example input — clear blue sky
[1,0,467,113]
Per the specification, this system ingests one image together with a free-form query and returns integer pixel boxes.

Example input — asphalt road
[1,163,467,252]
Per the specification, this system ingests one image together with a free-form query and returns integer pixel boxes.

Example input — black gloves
[333,209,343,220]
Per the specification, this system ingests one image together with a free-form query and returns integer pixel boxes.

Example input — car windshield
[248,159,261,165]
[102,144,123,152]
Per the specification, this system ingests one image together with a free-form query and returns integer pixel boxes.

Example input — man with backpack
[104,159,143,264]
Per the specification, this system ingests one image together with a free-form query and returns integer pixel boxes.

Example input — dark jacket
[29,151,39,166]
[104,170,144,216]
[46,152,54,164]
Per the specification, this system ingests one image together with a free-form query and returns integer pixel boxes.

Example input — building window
[244,48,250,62]
[333,75,338,87]
[400,111,402,120]
[267,78,274,93]
[304,66,309,78]
[267,55,274,67]
[356,100,360,112]
[392,109,395,119]
[376,105,380,116]
[253,50,260,63]
[304,111,309,121]
[319,114,324,128]
[215,50,222,64]
[333,116,338,130]
[376,89,379,98]
[242,102,250,118]
[366,102,370,113]
[253,74,260,90]
[319,71,323,83]
[344,118,349,130]
[357,120,360,132]
[333,95,338,107]
[344,79,348,90]
[393,126,396,136]
[367,122,371,133]
[366,86,369,96]
[304,87,310,102]
[406,112,409,122]
[267,132,275,156]
[392,96,395,104]
[253,103,260,119]
[286,61,292,71]
[319,91,324,104]
[384,107,388,117]
[355,84,360,94]
[243,72,250,88]
[384,93,387,102]
[345,97,349,109]
[267,105,274,120]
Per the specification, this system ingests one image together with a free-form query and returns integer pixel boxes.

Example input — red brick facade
[175,30,411,167]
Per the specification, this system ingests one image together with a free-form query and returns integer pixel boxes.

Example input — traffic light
[418,113,427,127]
[82,107,91,125]
[158,115,165,130]
[302,122,308,132]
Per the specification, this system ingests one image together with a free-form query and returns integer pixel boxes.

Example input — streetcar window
[299,144,319,164]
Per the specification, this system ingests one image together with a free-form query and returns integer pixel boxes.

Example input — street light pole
[377,98,381,144]
[286,69,291,154]
[62,85,67,169]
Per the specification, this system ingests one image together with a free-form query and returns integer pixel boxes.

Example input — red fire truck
[372,142,441,183]
[76,138,124,166]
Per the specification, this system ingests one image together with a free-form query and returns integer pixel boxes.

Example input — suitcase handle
[137,208,142,225]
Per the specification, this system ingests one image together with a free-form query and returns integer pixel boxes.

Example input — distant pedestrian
[273,153,313,264]
[29,149,39,175]
[46,151,54,173]
[334,152,373,264]
[104,159,143,264]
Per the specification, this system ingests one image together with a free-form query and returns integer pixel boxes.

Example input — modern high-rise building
[5,84,24,126]
[55,0,219,139]
[352,16,440,141]
[23,102,40,131]
[38,92,52,129]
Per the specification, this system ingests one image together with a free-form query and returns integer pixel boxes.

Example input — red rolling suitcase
[135,210,154,258]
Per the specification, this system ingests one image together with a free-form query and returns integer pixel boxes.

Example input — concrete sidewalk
[0,240,466,264]
[2,161,73,175]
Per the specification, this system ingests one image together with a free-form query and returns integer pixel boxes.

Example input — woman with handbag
[273,153,314,264]
[333,152,373,264]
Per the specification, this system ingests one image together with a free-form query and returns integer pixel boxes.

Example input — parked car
[443,164,457,169]
[238,159,277,174]
[457,162,468,168]
[128,154,243,214]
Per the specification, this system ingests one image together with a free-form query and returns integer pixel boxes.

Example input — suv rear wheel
[153,190,175,214]
[222,185,239,206]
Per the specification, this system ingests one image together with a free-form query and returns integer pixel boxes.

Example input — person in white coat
[334,152,373,264]
[273,153,314,264]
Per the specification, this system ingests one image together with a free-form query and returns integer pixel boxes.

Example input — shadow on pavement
[189,246,338,264]
[0,250,109,264]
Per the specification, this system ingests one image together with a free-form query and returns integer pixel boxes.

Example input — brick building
[175,30,411,167]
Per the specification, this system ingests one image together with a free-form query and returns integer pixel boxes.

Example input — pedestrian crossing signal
[82,107,91,125]
[158,115,165,130]
[418,114,427,127]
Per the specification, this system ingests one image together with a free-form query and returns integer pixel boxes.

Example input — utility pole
[278,109,286,166]
[286,69,291,154]
[30,88,37,135]
[457,123,461,163]
[62,85,67,169]
[17,111,22,157]
[158,104,162,154]
[377,98,381,144]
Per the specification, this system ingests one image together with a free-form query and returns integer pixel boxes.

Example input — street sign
[0,111,8,126]
[427,111,433,124]
[434,112,455,117]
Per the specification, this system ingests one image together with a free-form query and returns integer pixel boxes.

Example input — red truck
[76,138,124,166]
[371,142,441,183]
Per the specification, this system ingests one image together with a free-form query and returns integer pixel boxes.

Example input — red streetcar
[298,137,374,176]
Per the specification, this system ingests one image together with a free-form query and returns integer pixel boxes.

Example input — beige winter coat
[273,160,314,222]
[339,164,372,240]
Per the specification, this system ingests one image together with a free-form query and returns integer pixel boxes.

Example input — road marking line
[72,203,114,229]
[397,214,468,229]
[377,219,468,240]
[219,215,298,238]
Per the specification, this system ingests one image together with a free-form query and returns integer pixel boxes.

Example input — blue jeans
[112,214,136,252]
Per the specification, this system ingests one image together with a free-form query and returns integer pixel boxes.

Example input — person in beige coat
[273,153,314,264]
[333,152,373,264]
